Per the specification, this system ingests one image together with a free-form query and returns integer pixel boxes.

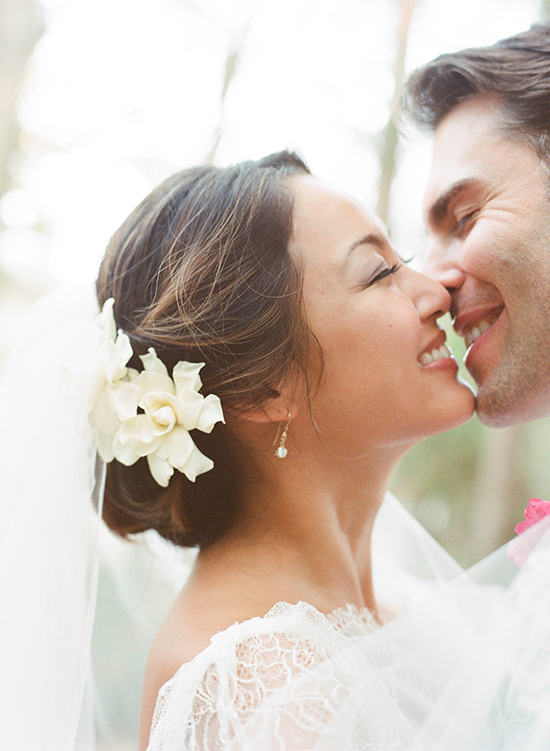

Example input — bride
[3,151,550,750]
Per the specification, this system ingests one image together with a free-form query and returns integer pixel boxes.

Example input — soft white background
[1,0,540,294]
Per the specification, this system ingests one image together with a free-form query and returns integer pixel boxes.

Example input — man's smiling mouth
[460,308,503,348]
[464,319,492,348]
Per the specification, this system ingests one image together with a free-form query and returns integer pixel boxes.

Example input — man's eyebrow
[427,178,482,226]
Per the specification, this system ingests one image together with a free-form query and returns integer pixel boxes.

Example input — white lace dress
[147,542,550,751]
[147,601,414,750]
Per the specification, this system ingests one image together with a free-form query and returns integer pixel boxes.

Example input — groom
[404,23,550,429]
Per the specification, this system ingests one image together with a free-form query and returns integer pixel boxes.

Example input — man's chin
[475,403,519,428]
[475,387,550,428]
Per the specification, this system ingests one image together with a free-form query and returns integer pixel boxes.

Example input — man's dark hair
[403,23,550,161]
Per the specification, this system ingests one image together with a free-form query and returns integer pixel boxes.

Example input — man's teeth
[464,319,491,348]
[419,344,452,366]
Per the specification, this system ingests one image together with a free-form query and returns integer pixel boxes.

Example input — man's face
[423,97,550,427]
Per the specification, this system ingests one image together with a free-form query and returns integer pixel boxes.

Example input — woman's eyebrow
[343,234,386,266]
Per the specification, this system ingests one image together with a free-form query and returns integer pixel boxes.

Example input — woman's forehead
[289,175,389,263]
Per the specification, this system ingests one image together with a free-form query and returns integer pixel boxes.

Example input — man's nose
[422,242,466,292]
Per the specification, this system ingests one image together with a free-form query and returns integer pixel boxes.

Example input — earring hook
[275,412,291,458]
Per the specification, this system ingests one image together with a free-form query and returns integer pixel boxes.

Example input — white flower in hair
[91,298,224,487]
[113,348,224,486]
[90,299,139,462]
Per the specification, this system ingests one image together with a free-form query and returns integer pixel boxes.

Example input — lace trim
[147,601,382,750]
[325,602,381,638]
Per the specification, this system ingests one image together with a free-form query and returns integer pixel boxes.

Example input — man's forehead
[423,99,503,215]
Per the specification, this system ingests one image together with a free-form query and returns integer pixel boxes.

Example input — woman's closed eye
[363,261,402,288]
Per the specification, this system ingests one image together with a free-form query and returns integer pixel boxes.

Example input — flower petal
[98,298,117,341]
[157,426,213,482]
[515,498,550,534]
[196,394,225,433]
[179,442,214,482]
[159,426,195,466]
[147,454,174,487]
[97,430,115,463]
[140,348,169,377]
[151,406,177,434]
[90,384,121,436]
[117,415,161,457]
[111,380,140,421]
[141,391,185,427]
[113,438,140,466]
[173,361,205,395]
[508,535,536,568]
[175,389,206,430]
[102,330,133,384]
[135,370,175,399]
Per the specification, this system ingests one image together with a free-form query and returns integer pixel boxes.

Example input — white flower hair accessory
[90,298,225,487]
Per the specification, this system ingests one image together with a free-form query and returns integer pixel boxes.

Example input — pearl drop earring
[275,413,291,458]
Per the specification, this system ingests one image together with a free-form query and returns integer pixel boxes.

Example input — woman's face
[289,175,474,455]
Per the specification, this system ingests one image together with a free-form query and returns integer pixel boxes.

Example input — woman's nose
[405,265,451,321]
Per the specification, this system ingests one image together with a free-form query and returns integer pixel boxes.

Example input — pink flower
[508,498,550,568]
[514,498,550,534]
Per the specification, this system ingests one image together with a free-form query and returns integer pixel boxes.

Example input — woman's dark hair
[96,150,312,548]
[403,23,550,164]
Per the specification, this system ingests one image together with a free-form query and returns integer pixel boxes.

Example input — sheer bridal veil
[2,286,550,751]
[0,286,105,749]
[0,287,192,749]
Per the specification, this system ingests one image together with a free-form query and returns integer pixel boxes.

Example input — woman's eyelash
[365,262,402,287]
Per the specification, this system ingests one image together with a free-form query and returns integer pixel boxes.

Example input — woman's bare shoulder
[139,581,280,750]
[138,539,325,749]
[139,594,211,747]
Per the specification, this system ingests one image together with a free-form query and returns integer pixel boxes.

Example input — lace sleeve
[146,602,355,751]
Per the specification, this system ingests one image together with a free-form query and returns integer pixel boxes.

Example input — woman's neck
[197,442,403,617]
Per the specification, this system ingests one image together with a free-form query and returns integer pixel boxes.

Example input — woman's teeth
[464,319,491,348]
[418,343,452,366]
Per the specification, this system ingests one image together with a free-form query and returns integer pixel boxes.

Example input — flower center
[151,405,177,434]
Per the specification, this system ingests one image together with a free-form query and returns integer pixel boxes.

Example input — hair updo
[96,151,312,548]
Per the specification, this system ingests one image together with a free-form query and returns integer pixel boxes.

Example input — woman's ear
[229,398,298,425]
[227,377,306,425]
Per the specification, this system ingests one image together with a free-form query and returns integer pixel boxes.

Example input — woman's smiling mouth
[418,343,453,366]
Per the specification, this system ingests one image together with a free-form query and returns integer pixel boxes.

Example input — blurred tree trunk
[205,25,248,165]
[376,0,418,225]
[0,0,43,204]
[464,425,525,563]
